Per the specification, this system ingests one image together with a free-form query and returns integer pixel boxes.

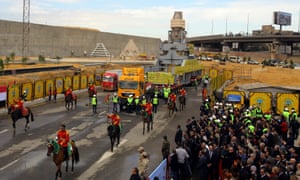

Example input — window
[119,81,138,89]
[103,76,113,82]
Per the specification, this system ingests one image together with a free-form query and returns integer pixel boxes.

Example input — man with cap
[127,94,134,113]
[112,92,119,112]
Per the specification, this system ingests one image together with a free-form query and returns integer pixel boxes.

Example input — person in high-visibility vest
[127,94,134,113]
[152,95,159,113]
[135,96,141,115]
[112,93,119,112]
[91,94,97,114]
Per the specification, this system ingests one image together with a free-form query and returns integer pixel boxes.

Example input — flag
[0,86,7,101]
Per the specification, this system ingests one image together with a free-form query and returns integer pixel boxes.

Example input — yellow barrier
[209,69,218,79]
[88,75,95,85]
[55,77,64,94]
[276,93,299,114]
[95,73,103,86]
[249,92,272,113]
[8,84,20,105]
[224,70,233,81]
[34,80,45,99]
[22,82,33,101]
[80,75,87,89]
[45,79,55,95]
[72,75,80,90]
[64,76,72,90]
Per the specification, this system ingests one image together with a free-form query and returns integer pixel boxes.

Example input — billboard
[273,11,291,25]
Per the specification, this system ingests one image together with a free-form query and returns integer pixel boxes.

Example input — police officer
[112,93,119,112]
[135,96,140,114]
[152,94,159,113]
[127,94,134,113]
[91,94,97,114]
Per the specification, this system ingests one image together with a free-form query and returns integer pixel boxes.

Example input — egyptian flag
[0,86,7,101]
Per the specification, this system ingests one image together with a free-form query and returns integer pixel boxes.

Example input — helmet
[113,93,117,96]
[143,96,145,99]
[23,90,26,93]
[154,95,157,97]
[129,94,133,97]
[284,107,288,111]
[93,94,96,97]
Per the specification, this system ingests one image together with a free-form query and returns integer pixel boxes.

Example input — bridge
[187,34,300,56]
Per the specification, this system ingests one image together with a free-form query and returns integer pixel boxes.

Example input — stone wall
[0,20,161,58]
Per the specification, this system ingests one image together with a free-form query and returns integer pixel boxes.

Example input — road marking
[0,159,19,171]
[98,111,107,116]
[96,139,128,164]
[0,129,8,134]
[121,119,132,123]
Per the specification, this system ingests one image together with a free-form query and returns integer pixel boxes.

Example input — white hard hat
[284,107,288,111]
[23,90,26,93]
[114,93,117,96]
[154,95,157,97]
[93,94,96,97]
[129,94,133,97]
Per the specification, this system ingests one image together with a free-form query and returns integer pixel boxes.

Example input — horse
[107,124,120,152]
[141,110,153,135]
[65,94,77,111]
[178,95,186,112]
[8,106,34,136]
[167,100,176,117]
[47,139,80,180]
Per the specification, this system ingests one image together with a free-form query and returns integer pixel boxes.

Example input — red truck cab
[102,70,122,91]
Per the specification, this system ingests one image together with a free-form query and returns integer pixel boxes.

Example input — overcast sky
[1,0,300,40]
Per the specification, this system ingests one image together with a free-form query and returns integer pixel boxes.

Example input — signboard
[147,72,175,85]
[227,94,241,102]
[148,159,167,180]
[274,11,291,26]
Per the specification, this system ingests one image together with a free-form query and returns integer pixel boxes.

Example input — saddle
[22,108,29,116]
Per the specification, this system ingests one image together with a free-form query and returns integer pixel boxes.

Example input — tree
[5,56,10,64]
[9,52,15,62]
[290,59,295,69]
[38,55,46,63]
[0,58,4,71]
[22,57,28,64]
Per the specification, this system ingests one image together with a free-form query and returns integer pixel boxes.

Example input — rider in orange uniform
[107,111,121,127]
[179,87,186,97]
[65,86,73,96]
[169,92,178,112]
[88,83,96,95]
[56,124,70,160]
[144,100,153,126]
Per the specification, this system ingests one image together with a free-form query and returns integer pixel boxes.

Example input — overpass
[187,34,300,55]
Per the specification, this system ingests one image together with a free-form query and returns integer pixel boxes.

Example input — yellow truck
[118,67,145,110]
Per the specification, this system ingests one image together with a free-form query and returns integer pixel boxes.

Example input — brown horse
[47,139,79,180]
[178,95,186,112]
[8,105,34,136]
[167,99,176,117]
[141,110,153,135]
[65,94,77,111]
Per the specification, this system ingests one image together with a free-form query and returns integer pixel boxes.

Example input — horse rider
[112,93,119,112]
[88,82,96,95]
[65,86,73,97]
[144,99,153,122]
[107,111,121,129]
[169,92,178,112]
[56,124,70,161]
[179,87,186,97]
[152,94,159,113]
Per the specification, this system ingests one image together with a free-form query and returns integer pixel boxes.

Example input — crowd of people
[166,100,300,180]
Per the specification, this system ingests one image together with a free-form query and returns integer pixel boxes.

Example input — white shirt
[176,147,189,164]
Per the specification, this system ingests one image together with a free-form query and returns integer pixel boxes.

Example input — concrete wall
[0,20,161,58]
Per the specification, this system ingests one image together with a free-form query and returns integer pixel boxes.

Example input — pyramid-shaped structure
[120,39,140,57]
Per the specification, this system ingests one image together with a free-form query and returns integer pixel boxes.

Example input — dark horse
[107,124,120,152]
[65,94,77,111]
[178,95,186,112]
[167,100,176,117]
[8,106,34,136]
[47,139,80,180]
[141,110,153,135]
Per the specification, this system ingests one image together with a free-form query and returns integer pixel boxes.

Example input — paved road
[0,86,202,180]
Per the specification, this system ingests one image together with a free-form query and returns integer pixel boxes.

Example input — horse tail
[74,147,80,163]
